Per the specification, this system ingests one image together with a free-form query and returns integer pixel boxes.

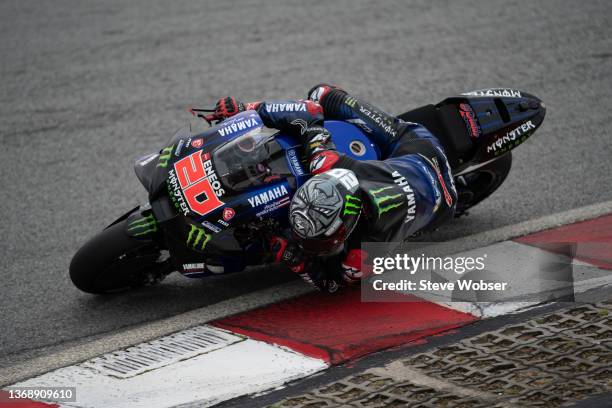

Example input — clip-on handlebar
[187,107,220,126]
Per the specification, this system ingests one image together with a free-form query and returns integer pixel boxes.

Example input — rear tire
[69,220,171,294]
[454,153,512,216]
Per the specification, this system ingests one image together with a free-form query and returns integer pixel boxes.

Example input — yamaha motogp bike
[70,88,545,293]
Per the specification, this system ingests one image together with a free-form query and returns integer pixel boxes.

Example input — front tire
[70,220,171,294]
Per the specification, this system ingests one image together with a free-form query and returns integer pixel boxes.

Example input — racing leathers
[228,86,457,291]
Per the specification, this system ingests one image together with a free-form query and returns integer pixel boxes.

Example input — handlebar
[188,107,220,126]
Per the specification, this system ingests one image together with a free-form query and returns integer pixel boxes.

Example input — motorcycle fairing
[461,89,545,161]
[324,120,380,161]
[398,88,545,173]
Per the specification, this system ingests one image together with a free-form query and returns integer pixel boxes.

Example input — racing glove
[307,83,346,104]
[300,265,343,294]
[270,236,342,293]
[286,118,337,171]
[270,236,305,273]
[214,96,245,119]
[301,126,334,160]
[341,248,372,284]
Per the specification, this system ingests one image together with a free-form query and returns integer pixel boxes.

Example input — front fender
[106,206,140,229]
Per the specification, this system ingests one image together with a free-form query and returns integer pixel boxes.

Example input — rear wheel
[454,153,512,216]
[69,220,172,294]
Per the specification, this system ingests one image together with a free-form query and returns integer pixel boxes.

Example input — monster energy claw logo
[344,96,358,108]
[157,146,173,168]
[187,224,211,251]
[343,194,362,216]
[127,214,157,236]
[369,186,404,217]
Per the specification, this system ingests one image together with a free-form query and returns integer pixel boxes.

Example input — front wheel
[69,219,172,294]
[454,153,512,216]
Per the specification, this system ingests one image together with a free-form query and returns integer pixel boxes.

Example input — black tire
[69,219,171,294]
[454,153,512,216]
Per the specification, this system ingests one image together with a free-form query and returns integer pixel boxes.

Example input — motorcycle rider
[213,85,457,292]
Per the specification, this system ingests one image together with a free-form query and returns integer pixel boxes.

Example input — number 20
[174,151,224,216]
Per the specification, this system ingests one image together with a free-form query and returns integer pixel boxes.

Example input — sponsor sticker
[174,139,185,156]
[346,118,374,134]
[202,220,222,233]
[217,116,262,137]
[138,154,158,166]
[343,194,362,216]
[157,145,173,168]
[167,168,190,216]
[418,162,442,213]
[345,96,358,108]
[247,184,290,208]
[434,145,456,193]
[369,186,405,218]
[264,103,307,113]
[458,103,481,138]
[358,105,397,138]
[486,120,536,155]
[222,207,235,221]
[255,196,291,217]
[127,214,157,237]
[391,171,417,224]
[183,263,205,273]
[286,148,305,177]
[418,154,454,207]
[186,224,211,251]
[191,138,203,148]
[367,172,416,225]
[462,88,522,98]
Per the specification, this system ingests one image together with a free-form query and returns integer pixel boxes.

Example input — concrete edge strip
[10,327,329,408]
[0,281,312,386]
[3,199,611,386]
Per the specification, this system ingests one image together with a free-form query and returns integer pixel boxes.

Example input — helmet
[289,169,362,256]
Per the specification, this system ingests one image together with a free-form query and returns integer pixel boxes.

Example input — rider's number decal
[174,151,224,216]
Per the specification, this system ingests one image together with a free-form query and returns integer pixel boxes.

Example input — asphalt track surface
[1,0,611,370]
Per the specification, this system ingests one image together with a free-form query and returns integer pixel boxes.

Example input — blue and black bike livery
[69,88,545,293]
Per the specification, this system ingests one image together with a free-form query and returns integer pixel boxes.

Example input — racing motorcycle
[69,88,546,293]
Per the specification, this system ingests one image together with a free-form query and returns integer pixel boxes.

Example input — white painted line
[10,327,328,408]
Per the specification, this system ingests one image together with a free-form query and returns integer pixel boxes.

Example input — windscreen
[213,127,292,192]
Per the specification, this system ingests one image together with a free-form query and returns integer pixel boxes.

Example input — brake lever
[203,113,218,126]
[187,107,219,126]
